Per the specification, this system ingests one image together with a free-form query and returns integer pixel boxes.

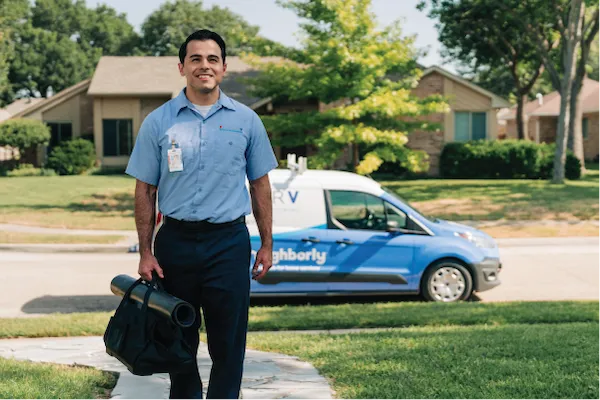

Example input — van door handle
[336,239,354,245]
[301,237,321,243]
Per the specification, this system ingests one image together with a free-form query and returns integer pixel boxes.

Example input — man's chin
[191,83,217,94]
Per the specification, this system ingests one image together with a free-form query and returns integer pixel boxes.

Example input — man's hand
[138,253,164,281]
[252,246,272,280]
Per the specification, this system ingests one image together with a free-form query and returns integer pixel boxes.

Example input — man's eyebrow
[188,53,220,59]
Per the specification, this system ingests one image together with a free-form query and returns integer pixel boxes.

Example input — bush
[0,119,51,162]
[0,119,51,149]
[47,139,96,175]
[440,140,581,180]
[5,163,56,177]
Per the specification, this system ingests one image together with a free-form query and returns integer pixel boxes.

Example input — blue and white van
[247,156,502,302]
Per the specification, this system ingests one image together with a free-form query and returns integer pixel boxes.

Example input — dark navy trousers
[154,218,251,399]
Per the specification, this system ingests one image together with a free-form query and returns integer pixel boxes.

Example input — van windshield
[381,187,439,223]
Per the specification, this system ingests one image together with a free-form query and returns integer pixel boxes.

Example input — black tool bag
[104,275,196,376]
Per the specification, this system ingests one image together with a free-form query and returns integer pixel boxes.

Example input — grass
[0,175,135,230]
[0,301,596,338]
[0,232,126,244]
[381,166,599,221]
[0,165,597,230]
[246,322,599,398]
[0,357,117,399]
[0,301,597,398]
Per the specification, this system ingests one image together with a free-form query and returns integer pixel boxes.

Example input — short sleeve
[125,115,160,186]
[245,112,278,181]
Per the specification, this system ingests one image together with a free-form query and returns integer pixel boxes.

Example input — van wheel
[421,260,473,302]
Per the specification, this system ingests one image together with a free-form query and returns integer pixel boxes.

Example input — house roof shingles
[87,56,283,106]
[499,78,599,120]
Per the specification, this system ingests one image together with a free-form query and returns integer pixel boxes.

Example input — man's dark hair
[179,29,227,64]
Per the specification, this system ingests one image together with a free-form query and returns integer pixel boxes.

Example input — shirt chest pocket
[213,128,247,175]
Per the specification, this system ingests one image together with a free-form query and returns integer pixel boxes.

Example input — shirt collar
[174,88,237,115]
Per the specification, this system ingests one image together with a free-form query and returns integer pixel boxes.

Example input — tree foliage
[0,119,50,163]
[248,0,449,174]
[140,0,300,58]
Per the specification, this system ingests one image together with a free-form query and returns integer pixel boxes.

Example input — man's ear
[223,62,227,75]
[178,63,185,77]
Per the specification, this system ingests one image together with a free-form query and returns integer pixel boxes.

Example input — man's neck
[185,86,220,106]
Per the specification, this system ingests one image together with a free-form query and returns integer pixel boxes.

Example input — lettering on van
[251,248,327,265]
[272,189,299,204]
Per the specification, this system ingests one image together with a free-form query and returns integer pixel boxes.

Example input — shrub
[47,138,96,175]
[5,163,57,177]
[440,140,581,180]
[0,119,51,162]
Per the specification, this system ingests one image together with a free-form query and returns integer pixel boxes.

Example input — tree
[8,23,96,98]
[0,0,29,106]
[140,0,298,58]
[4,0,139,101]
[247,0,449,174]
[505,0,596,183]
[420,0,552,140]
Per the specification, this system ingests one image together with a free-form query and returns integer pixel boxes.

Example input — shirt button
[199,165,204,171]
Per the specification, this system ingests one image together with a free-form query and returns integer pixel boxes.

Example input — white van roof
[269,169,384,195]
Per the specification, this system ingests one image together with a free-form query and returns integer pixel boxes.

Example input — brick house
[9,57,509,175]
[498,78,599,161]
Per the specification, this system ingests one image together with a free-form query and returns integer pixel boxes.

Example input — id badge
[167,142,183,172]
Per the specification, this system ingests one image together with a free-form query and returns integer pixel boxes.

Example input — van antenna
[287,153,308,174]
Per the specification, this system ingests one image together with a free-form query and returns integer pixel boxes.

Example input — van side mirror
[386,220,400,231]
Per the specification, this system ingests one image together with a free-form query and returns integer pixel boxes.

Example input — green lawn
[381,166,599,221]
[246,322,598,398]
[0,301,596,338]
[0,166,597,230]
[0,357,116,399]
[0,232,126,244]
[0,301,597,399]
[0,175,135,230]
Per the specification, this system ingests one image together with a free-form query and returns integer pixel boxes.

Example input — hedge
[440,140,581,180]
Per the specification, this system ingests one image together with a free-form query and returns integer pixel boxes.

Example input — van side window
[329,191,408,231]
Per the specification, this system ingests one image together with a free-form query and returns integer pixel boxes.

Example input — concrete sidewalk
[0,336,334,399]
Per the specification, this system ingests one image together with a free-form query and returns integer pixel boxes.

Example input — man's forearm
[250,176,273,247]
[134,180,157,256]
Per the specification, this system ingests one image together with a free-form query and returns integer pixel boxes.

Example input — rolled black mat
[110,274,196,328]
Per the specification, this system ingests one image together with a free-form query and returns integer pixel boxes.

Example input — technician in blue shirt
[126,29,278,399]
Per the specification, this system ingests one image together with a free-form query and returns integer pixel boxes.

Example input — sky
[84,0,456,71]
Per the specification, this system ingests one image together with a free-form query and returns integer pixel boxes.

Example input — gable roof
[87,56,282,106]
[422,66,511,108]
[0,97,45,121]
[499,78,599,120]
[11,79,91,119]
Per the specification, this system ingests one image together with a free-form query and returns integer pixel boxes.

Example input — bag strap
[139,279,156,340]
[114,278,144,314]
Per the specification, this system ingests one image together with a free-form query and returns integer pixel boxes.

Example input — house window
[46,122,73,148]
[582,117,589,139]
[454,112,487,141]
[103,119,133,156]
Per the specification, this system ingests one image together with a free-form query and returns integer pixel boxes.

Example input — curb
[0,244,132,253]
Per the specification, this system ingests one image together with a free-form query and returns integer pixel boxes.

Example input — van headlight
[454,231,496,248]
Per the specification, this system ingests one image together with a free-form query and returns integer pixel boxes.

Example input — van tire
[421,260,473,302]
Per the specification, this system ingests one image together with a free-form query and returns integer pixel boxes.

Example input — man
[125,29,277,399]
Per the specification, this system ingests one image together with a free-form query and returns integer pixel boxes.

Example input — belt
[164,215,245,231]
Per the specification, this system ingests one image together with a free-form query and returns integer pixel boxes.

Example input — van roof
[269,169,383,194]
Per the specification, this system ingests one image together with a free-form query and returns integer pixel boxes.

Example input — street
[0,237,597,317]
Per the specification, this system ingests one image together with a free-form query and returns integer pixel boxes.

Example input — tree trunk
[569,86,585,173]
[516,95,526,140]
[552,0,584,184]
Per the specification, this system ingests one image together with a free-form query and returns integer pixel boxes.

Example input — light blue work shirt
[125,88,278,223]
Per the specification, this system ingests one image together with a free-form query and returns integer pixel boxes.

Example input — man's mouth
[196,74,212,79]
